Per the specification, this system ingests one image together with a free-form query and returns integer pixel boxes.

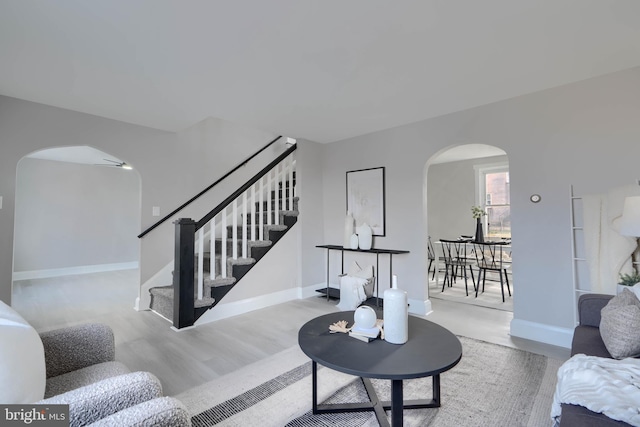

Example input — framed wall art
[346,166,386,236]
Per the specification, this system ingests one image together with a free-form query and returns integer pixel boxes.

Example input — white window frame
[474,162,510,237]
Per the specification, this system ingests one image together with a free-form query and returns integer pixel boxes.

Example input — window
[476,164,510,238]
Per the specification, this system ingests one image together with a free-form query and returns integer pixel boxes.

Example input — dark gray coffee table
[298,311,462,427]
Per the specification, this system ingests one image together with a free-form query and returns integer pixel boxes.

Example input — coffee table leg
[391,379,403,426]
[433,374,441,405]
[312,361,318,414]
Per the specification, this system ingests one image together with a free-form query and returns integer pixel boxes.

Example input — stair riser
[153,170,299,328]
[244,212,297,225]
[255,197,298,210]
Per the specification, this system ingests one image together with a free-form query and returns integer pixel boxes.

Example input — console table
[315,245,410,304]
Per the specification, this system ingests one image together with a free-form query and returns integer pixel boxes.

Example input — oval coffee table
[298,311,462,427]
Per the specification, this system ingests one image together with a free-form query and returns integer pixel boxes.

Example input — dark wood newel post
[173,218,196,329]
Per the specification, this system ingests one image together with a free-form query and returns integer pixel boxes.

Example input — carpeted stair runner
[149,196,299,322]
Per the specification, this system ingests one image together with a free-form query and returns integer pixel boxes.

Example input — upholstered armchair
[0,301,190,427]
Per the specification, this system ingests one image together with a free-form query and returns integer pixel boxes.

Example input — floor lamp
[619,196,640,274]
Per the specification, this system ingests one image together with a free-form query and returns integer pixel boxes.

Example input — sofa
[0,301,191,427]
[559,293,631,427]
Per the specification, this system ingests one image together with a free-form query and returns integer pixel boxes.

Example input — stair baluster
[151,147,298,329]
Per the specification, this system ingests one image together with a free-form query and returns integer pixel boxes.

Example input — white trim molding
[12,261,139,281]
[409,298,432,316]
[195,287,310,325]
[192,283,434,327]
[510,318,573,349]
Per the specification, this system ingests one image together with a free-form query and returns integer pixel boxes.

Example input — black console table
[315,245,410,304]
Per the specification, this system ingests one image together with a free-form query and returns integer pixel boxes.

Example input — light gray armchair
[35,323,190,427]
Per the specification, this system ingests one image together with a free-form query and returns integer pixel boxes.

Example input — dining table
[432,238,511,286]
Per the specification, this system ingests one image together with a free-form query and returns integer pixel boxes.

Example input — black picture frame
[346,167,386,236]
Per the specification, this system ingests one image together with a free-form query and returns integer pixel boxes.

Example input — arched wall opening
[12,146,141,303]
[423,143,512,311]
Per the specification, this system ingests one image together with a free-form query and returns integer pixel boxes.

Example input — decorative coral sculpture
[329,320,351,333]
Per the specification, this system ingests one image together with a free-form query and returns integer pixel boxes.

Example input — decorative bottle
[383,275,408,344]
[343,211,354,248]
[357,223,373,250]
[475,218,484,243]
[349,233,359,249]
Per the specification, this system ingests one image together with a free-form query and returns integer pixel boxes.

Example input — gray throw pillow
[600,289,640,359]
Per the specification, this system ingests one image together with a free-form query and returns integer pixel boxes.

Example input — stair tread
[204,276,236,287]
[149,285,216,308]
[150,183,299,328]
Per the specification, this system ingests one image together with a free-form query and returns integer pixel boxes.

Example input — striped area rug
[175,336,562,426]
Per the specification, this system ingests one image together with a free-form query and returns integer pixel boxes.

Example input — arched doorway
[11,146,141,325]
[424,144,512,311]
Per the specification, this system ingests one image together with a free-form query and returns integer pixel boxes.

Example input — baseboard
[510,318,573,349]
[193,283,434,326]
[13,262,139,281]
[195,287,309,325]
[302,283,432,315]
[408,298,432,316]
[299,282,339,299]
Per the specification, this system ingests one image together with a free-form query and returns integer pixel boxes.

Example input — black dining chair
[471,241,511,302]
[439,239,476,296]
[427,236,446,281]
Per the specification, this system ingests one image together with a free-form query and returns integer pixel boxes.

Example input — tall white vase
[343,211,355,248]
[356,223,372,250]
[383,275,408,344]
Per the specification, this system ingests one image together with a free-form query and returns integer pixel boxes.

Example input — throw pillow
[600,289,640,359]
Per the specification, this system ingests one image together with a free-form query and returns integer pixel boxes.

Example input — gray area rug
[176,336,561,426]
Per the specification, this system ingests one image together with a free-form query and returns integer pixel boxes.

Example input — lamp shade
[619,196,640,237]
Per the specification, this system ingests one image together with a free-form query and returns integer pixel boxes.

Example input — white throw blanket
[552,354,640,426]
[336,275,369,311]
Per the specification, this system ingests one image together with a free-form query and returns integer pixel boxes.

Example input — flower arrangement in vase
[617,271,640,294]
[471,206,487,242]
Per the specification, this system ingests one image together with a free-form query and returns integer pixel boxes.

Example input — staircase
[148,145,298,328]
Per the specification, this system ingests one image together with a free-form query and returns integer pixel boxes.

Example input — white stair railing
[192,151,296,303]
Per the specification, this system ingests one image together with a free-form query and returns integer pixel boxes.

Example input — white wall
[427,155,508,242]
[320,67,640,347]
[0,95,280,305]
[296,139,327,288]
[14,158,140,274]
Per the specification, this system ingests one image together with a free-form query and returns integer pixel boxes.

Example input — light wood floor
[12,269,569,396]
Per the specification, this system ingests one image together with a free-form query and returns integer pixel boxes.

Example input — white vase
[357,223,372,250]
[343,211,354,248]
[349,233,359,249]
[354,306,377,329]
[383,275,408,344]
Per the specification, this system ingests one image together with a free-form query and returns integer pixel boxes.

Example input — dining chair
[439,239,476,296]
[427,236,445,281]
[471,241,511,302]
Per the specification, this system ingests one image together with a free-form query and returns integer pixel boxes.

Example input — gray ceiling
[2,1,640,144]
